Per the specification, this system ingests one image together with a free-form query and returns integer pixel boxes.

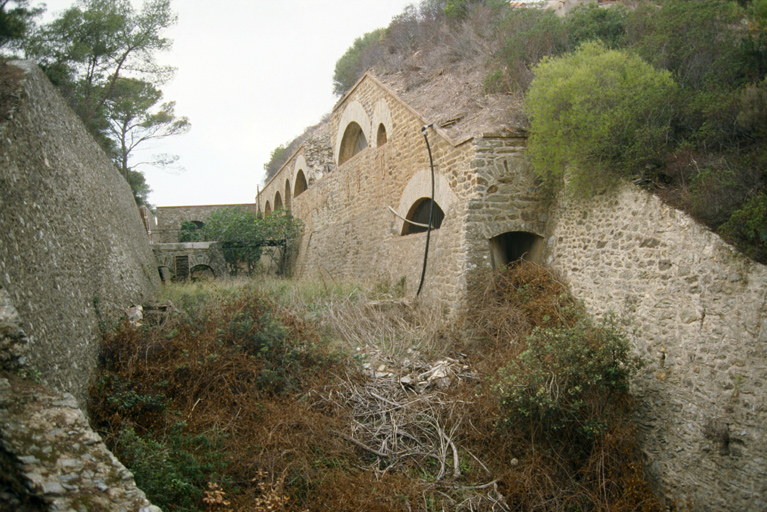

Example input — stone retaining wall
[0,61,158,404]
[545,184,767,511]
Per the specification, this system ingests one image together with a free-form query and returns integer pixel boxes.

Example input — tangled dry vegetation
[89,264,661,511]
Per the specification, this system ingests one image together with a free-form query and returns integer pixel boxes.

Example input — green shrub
[494,313,639,453]
[526,41,678,196]
[720,192,767,261]
[114,424,230,512]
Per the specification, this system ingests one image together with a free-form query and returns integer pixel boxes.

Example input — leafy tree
[178,221,203,243]
[25,0,176,123]
[126,168,152,207]
[22,0,185,206]
[492,7,568,92]
[200,207,302,276]
[526,41,678,195]
[104,77,190,178]
[332,28,385,96]
[0,0,41,49]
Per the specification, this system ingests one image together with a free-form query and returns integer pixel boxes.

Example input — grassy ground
[89,265,662,511]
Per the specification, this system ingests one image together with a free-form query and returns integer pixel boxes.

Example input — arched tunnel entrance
[489,231,543,269]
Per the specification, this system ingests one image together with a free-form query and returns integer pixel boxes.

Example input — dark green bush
[114,423,230,512]
[720,192,767,261]
[494,313,639,453]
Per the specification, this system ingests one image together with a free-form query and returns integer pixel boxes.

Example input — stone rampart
[0,60,159,404]
[545,184,767,511]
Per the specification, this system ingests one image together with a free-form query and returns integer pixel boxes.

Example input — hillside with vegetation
[266,0,767,263]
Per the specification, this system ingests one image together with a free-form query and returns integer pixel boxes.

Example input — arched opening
[489,231,544,269]
[274,191,283,211]
[377,123,388,146]
[158,265,174,283]
[284,179,292,210]
[401,198,445,235]
[338,121,368,165]
[294,169,308,197]
[190,264,215,282]
[264,201,272,216]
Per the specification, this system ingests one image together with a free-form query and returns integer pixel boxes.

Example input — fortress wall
[0,61,159,404]
[545,184,767,511]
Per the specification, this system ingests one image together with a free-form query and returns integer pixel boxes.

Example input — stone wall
[544,184,767,511]
[0,60,159,404]
[154,203,260,243]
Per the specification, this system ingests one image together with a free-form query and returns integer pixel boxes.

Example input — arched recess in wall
[294,170,308,197]
[274,192,283,211]
[190,264,215,281]
[371,98,393,148]
[489,231,544,269]
[402,198,445,235]
[334,100,371,166]
[293,155,309,198]
[394,170,458,236]
[338,122,367,165]
[264,201,272,216]
[284,179,292,210]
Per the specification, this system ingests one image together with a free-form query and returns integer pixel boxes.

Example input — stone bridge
[151,242,229,281]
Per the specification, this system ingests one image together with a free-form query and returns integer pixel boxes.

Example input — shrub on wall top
[526,41,678,196]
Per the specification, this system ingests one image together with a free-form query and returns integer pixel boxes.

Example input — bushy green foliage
[178,221,203,242]
[495,312,639,452]
[114,424,230,512]
[526,41,678,195]
[491,7,568,92]
[720,192,767,261]
[332,28,385,96]
[199,207,302,276]
[0,0,41,49]
[565,3,627,49]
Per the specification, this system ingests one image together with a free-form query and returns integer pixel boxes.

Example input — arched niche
[394,170,458,235]
[338,122,367,165]
[284,178,292,210]
[371,98,393,148]
[401,198,445,235]
[377,124,388,146]
[190,264,215,282]
[294,169,308,197]
[334,101,371,166]
[274,191,283,211]
[264,201,272,216]
[489,231,544,268]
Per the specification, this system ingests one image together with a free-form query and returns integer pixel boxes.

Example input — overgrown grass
[90,267,660,511]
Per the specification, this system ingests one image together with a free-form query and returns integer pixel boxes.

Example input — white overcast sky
[37,0,416,206]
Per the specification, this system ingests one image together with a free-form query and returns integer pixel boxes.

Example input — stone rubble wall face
[0,61,158,404]
[545,184,767,511]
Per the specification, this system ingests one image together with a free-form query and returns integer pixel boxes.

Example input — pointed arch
[274,191,283,211]
[264,200,272,216]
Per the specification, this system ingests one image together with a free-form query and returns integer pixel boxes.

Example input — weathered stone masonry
[0,60,160,511]
[545,186,767,511]
[258,74,546,310]
[0,61,159,405]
